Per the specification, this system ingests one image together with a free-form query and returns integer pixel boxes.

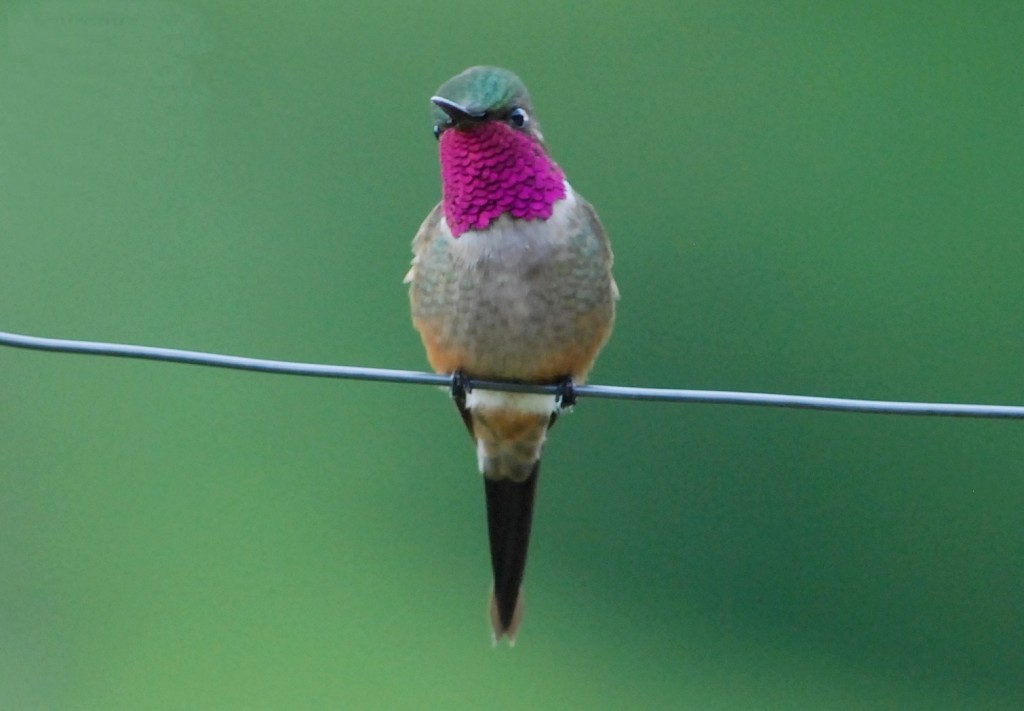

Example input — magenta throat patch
[438,122,566,237]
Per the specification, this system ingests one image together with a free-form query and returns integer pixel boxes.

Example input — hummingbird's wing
[404,202,444,285]
[578,195,620,303]
[406,202,477,437]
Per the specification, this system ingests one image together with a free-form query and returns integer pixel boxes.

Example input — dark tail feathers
[484,462,540,643]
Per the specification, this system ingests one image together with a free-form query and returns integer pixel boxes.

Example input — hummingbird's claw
[555,376,577,411]
[451,369,472,406]
[449,370,476,439]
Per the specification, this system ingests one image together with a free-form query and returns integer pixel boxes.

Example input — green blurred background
[2,1,1022,708]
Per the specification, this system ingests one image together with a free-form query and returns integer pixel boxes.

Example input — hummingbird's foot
[450,369,472,408]
[555,376,577,411]
[449,370,476,439]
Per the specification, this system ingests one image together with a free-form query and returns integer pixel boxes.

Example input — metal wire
[2,329,1023,419]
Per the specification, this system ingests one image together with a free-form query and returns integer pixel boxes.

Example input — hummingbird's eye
[433,123,443,139]
[508,107,529,129]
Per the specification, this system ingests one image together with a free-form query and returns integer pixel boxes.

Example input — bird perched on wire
[406,65,618,643]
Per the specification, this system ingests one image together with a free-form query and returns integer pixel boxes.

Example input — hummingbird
[405,66,617,643]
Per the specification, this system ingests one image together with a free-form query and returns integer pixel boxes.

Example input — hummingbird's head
[430,66,543,144]
[429,66,565,237]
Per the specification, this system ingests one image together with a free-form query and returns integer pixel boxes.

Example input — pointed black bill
[484,463,540,639]
[431,96,487,124]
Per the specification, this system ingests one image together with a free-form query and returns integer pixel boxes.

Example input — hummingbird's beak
[431,96,487,124]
